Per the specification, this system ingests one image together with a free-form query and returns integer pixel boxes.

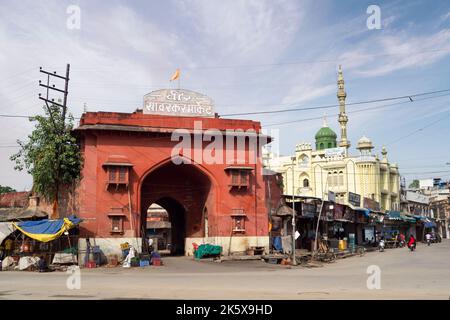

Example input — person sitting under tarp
[38,255,50,272]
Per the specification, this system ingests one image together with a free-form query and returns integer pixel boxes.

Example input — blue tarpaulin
[13,215,81,242]
[424,221,436,228]
[355,208,370,217]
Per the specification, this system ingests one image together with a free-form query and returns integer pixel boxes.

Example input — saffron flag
[170,69,180,81]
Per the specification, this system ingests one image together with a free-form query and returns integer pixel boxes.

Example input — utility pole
[38,64,71,218]
[312,171,329,261]
[286,156,297,265]
[39,64,70,127]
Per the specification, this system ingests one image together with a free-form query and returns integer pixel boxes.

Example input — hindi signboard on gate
[143,89,215,118]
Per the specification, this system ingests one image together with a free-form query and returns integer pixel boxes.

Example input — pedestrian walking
[148,237,154,254]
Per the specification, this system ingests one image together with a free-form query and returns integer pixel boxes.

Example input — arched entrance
[140,160,212,255]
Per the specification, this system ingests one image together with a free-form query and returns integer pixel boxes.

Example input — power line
[222,88,450,117]
[386,111,450,146]
[264,91,450,127]
[2,87,450,122]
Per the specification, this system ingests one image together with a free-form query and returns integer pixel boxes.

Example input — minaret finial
[337,65,350,150]
[322,114,328,127]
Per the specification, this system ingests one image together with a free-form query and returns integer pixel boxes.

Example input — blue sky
[1,0,450,190]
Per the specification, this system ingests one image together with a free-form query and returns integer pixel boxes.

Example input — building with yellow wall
[265,66,400,212]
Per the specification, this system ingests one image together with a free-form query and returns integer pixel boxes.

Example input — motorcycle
[408,242,416,251]
[426,238,431,246]
[378,239,385,252]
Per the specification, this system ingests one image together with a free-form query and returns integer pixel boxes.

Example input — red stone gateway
[73,89,278,260]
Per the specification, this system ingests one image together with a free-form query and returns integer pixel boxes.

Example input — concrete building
[427,182,450,238]
[265,66,400,212]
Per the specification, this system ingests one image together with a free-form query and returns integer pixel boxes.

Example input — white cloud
[441,11,450,22]
[350,29,450,77]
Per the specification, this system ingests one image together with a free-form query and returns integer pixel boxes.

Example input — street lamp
[285,156,297,265]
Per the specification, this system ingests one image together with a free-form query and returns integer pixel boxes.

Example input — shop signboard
[328,191,336,203]
[363,197,380,211]
[143,89,215,117]
[348,192,361,207]
[302,202,316,218]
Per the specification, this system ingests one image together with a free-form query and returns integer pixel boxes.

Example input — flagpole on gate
[170,68,181,89]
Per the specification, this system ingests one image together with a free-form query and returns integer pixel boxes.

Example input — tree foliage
[0,185,16,194]
[10,104,82,202]
[408,179,420,189]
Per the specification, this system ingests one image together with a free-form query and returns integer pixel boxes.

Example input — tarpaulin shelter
[13,215,82,242]
[0,222,14,245]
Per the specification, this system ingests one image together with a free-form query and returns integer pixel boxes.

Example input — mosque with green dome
[265,66,401,228]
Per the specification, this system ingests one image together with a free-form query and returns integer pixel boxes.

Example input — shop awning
[275,204,296,216]
[0,207,48,222]
[13,215,82,242]
[400,214,416,223]
[334,218,353,223]
[424,221,437,228]
[147,221,171,229]
[386,211,402,220]
[355,208,370,217]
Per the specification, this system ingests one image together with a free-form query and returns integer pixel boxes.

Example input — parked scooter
[378,239,385,252]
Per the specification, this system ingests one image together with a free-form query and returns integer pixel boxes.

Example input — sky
[1,0,450,190]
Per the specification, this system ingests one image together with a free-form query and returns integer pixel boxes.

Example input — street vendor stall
[1,215,82,271]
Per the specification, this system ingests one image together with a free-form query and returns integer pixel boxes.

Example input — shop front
[327,203,355,250]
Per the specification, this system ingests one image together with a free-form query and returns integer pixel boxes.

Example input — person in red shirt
[407,234,416,251]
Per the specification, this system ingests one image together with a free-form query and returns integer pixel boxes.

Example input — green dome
[315,126,337,140]
[315,120,337,150]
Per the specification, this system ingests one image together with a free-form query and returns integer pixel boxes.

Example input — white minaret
[337,65,350,150]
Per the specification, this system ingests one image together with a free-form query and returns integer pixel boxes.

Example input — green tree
[10,104,82,217]
[408,179,419,189]
[0,185,16,194]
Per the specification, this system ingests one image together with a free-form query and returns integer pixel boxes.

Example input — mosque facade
[265,66,401,212]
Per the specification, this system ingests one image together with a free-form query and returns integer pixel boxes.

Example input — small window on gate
[108,209,126,235]
[231,209,246,234]
[103,156,133,191]
[104,165,131,190]
[111,216,122,232]
[225,166,252,189]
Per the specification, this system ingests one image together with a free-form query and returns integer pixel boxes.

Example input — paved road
[1,240,449,299]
